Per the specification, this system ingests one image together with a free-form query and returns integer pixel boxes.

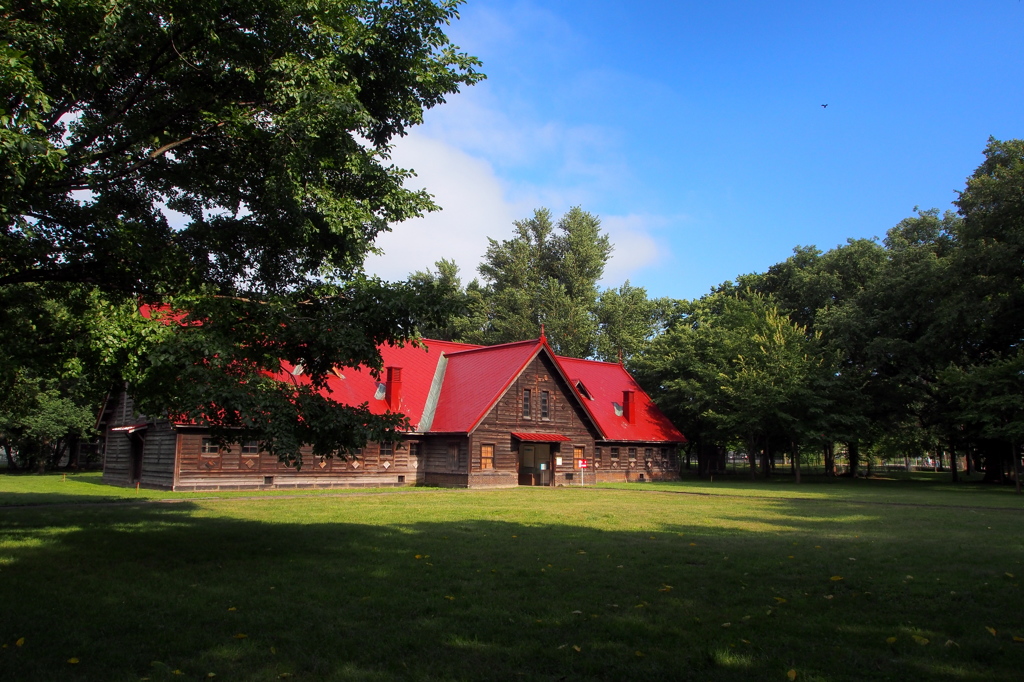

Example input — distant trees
[631,291,832,480]
[413,206,666,361]
[632,138,1024,488]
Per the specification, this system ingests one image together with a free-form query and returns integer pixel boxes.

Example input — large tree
[478,206,611,356]
[1,0,482,464]
[631,290,831,480]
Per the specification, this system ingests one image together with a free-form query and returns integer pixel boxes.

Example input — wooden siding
[99,357,682,490]
[173,431,428,491]
[101,392,177,489]
[468,353,599,486]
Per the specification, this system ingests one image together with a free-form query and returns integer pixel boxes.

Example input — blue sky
[364,0,1024,301]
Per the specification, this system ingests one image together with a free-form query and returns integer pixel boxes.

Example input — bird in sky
[821,104,828,108]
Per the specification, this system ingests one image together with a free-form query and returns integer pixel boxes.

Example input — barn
[101,333,686,490]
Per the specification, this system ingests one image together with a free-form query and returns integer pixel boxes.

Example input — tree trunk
[824,443,836,477]
[761,445,771,480]
[66,434,80,470]
[747,437,758,480]
[949,443,959,483]
[2,438,15,471]
[847,442,860,477]
[793,441,801,484]
[1013,441,1021,495]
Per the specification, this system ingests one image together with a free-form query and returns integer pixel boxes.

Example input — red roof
[430,339,541,432]
[299,336,687,443]
[145,301,685,443]
[267,339,478,429]
[557,356,687,443]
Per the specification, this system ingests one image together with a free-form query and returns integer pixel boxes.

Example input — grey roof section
[415,352,448,432]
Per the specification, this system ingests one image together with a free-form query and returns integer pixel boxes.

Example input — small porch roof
[511,432,571,442]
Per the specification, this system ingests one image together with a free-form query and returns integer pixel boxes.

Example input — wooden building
[102,334,686,490]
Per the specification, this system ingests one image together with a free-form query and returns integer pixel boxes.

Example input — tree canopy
[1,0,482,464]
[634,138,1024,486]
[412,206,669,362]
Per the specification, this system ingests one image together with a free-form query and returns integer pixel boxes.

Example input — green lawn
[1,475,1022,680]
[600,470,1024,508]
[0,471,421,506]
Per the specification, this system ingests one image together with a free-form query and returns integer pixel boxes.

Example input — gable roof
[271,339,477,430]
[146,300,686,443]
[297,335,685,443]
[429,339,541,433]
[557,356,686,443]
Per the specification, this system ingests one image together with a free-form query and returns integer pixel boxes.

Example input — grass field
[1,473,1022,681]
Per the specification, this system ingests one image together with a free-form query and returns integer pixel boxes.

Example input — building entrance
[517,444,552,486]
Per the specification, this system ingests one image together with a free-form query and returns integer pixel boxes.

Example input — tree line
[643,139,1024,488]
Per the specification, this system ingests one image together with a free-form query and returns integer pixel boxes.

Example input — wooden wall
[173,431,427,491]
[100,392,177,489]
[100,392,133,486]
[469,353,599,486]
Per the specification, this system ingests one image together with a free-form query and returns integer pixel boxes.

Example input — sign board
[579,459,588,469]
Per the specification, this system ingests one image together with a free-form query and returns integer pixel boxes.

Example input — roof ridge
[419,338,484,350]
[443,338,540,357]
[557,355,622,366]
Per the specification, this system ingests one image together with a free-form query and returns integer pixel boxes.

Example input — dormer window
[575,380,593,400]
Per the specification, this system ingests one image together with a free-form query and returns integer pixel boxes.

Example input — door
[128,433,144,483]
[517,444,552,485]
[518,445,534,485]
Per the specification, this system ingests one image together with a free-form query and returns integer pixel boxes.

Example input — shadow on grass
[0,496,1020,681]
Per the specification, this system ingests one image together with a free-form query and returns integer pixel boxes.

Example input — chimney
[622,390,635,423]
[385,367,403,410]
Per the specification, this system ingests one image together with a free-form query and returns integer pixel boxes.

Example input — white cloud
[600,214,669,286]
[364,88,673,286]
[363,132,524,282]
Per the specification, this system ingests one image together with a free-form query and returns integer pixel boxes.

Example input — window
[628,447,637,461]
[644,448,653,460]
[201,438,219,455]
[595,446,603,463]
[409,442,420,457]
[380,441,393,458]
[480,444,494,470]
[241,440,260,455]
[522,389,531,418]
[540,391,549,419]
[573,445,584,469]
[660,447,668,462]
[447,443,459,470]
[610,447,619,461]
